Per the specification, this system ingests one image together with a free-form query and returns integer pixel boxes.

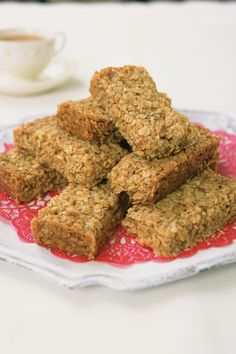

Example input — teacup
[0,28,66,79]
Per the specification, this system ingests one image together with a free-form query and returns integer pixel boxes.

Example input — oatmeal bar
[90,65,192,159]
[109,126,220,204]
[0,150,67,203]
[31,184,128,259]
[57,97,122,144]
[123,169,236,257]
[14,116,127,187]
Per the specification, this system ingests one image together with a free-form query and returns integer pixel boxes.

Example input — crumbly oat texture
[90,65,192,159]
[32,184,128,259]
[14,116,127,187]
[109,126,220,204]
[57,97,122,144]
[0,150,67,203]
[123,169,236,257]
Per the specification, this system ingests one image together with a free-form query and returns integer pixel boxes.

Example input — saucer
[0,58,76,95]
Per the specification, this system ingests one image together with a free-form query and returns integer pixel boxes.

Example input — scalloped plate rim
[0,109,236,291]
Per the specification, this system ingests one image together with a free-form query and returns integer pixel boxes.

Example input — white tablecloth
[0,2,236,353]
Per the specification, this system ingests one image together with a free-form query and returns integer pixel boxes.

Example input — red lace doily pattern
[3,143,14,152]
[0,131,236,266]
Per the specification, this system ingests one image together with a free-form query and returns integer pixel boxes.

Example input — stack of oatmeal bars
[1,65,236,260]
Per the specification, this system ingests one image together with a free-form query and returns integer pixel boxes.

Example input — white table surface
[0,2,236,353]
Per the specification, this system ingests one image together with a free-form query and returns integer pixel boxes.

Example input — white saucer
[0,58,77,95]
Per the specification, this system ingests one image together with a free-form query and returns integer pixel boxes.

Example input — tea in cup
[0,28,66,79]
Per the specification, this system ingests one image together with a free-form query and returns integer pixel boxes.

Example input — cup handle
[53,32,66,56]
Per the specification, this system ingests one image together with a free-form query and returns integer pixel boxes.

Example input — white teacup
[0,28,66,80]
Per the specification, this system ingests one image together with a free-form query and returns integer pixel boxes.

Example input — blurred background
[0,0,235,121]
[0,2,236,354]
[0,0,234,2]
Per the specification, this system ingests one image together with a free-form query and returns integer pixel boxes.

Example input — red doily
[1,131,236,266]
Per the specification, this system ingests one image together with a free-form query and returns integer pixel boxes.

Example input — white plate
[0,58,76,95]
[0,110,236,291]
